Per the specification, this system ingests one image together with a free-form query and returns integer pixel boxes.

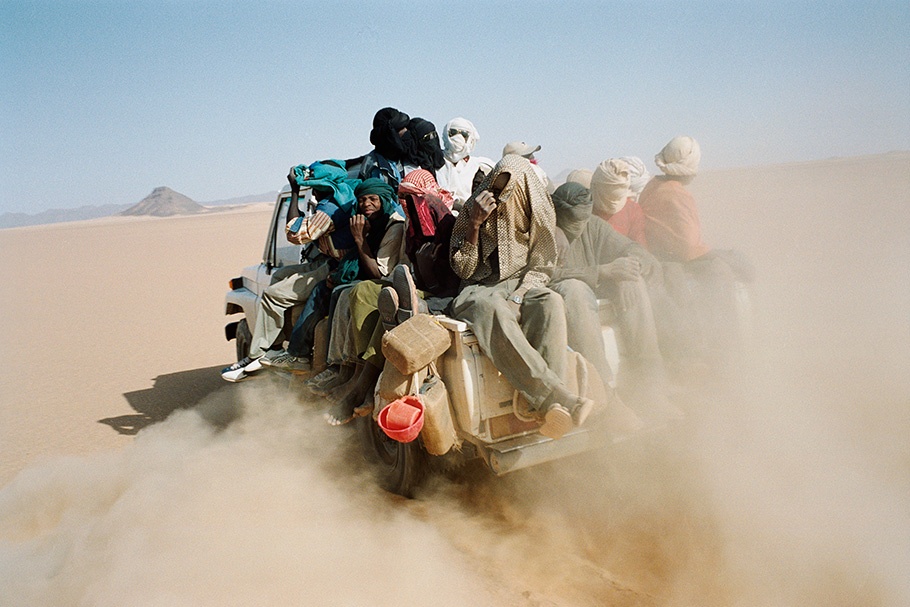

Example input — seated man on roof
[435,117,494,211]
[502,140,552,192]
[323,169,458,426]
[267,179,405,378]
[638,136,753,361]
[220,160,356,382]
[351,109,446,188]
[549,181,681,424]
[590,157,650,248]
[448,154,592,440]
[350,107,411,188]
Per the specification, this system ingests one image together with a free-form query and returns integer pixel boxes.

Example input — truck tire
[235,319,252,360]
[357,414,426,498]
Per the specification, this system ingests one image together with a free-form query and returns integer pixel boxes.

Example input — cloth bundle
[289,160,362,252]
[286,210,332,244]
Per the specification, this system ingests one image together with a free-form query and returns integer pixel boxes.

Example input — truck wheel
[357,414,426,498]
[235,319,252,360]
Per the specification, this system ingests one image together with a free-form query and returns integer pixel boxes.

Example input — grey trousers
[550,279,614,385]
[249,260,329,358]
[553,277,667,388]
[452,279,567,410]
[326,286,357,365]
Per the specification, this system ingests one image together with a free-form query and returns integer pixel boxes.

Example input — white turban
[591,158,632,216]
[655,136,701,176]
[619,156,651,195]
[442,117,479,164]
[565,168,593,189]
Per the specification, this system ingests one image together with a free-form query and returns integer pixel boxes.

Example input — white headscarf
[591,158,631,217]
[565,168,594,189]
[442,117,479,164]
[619,156,650,196]
[655,136,701,176]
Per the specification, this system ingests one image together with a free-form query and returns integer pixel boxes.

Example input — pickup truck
[225,186,631,497]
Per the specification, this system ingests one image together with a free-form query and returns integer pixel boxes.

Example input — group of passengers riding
[221,107,751,439]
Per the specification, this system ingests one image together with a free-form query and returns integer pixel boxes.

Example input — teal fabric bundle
[293,160,361,215]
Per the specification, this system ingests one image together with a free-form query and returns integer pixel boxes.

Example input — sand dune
[1,155,908,606]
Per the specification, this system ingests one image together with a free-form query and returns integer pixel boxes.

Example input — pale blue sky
[2,0,908,214]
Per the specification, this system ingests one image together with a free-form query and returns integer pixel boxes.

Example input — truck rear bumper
[479,427,607,475]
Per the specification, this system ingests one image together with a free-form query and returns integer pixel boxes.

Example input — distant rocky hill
[120,186,206,217]
[1,189,278,229]
[0,203,133,229]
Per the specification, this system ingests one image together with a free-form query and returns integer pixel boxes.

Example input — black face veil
[369,107,410,161]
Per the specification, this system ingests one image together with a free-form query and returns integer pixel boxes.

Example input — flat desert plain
[1,154,908,606]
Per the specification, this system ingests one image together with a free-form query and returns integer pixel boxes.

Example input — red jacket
[637,177,710,261]
[594,198,649,248]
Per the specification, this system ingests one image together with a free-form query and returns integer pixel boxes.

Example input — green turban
[552,182,593,242]
[354,178,400,216]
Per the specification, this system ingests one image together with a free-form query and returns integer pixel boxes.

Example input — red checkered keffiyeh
[398,169,453,243]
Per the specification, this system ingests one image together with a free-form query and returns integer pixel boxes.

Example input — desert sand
[1,155,908,606]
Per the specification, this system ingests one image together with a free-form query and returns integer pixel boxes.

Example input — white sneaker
[221,356,262,382]
[262,351,310,371]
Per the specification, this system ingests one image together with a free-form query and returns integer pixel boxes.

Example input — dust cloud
[1,154,908,606]
[0,379,492,606]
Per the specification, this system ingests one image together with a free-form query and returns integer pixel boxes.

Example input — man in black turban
[369,107,410,161]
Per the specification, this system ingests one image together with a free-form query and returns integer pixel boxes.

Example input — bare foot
[324,385,372,426]
[324,363,381,426]
[324,396,362,426]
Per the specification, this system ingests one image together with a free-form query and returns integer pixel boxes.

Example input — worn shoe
[538,403,573,439]
[392,264,420,324]
[305,366,339,391]
[261,351,311,371]
[261,349,288,362]
[221,356,262,382]
[377,286,399,331]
